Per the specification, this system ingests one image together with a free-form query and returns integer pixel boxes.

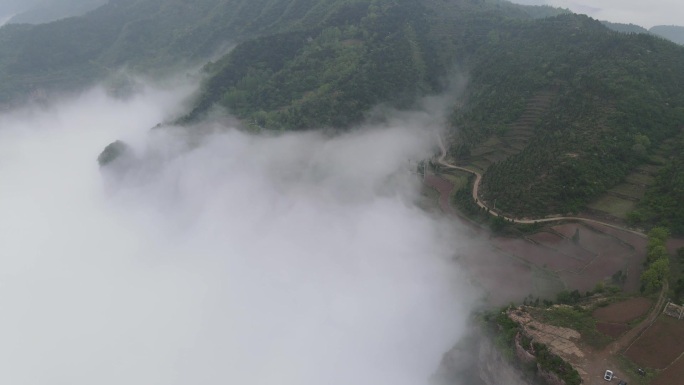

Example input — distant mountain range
[0,0,104,25]
[602,21,684,45]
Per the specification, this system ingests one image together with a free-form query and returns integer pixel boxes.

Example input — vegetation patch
[596,322,629,338]
[608,183,646,200]
[528,306,611,349]
[586,195,635,219]
[483,309,582,385]
[640,227,671,293]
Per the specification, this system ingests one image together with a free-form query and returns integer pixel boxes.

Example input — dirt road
[435,137,646,238]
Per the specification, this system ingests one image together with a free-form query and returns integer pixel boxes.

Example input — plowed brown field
[593,297,652,323]
[625,315,684,369]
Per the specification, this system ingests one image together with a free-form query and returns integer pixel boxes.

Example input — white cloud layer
[0,85,473,385]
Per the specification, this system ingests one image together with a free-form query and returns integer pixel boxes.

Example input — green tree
[641,258,669,292]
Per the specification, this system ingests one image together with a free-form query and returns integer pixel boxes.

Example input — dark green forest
[469,18,684,217]
[0,0,682,228]
[629,134,684,233]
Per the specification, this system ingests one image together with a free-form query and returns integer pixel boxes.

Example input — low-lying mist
[0,84,475,384]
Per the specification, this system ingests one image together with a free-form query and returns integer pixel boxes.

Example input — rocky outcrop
[434,328,530,385]
[477,336,531,385]
[515,332,536,365]
[97,140,132,167]
[537,367,566,385]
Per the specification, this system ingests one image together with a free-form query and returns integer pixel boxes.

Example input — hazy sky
[511,0,683,28]
[0,83,475,384]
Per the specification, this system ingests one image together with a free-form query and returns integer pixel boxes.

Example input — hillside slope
[0,0,378,105]
[184,0,568,128]
[0,0,681,224]
[447,15,684,218]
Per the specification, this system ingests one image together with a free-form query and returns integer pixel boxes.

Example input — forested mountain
[184,0,568,127]
[630,132,684,233]
[0,0,682,227]
[0,0,396,106]
[455,15,684,218]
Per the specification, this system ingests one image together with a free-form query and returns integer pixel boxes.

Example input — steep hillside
[0,0,681,225]
[7,0,105,25]
[629,131,684,234]
[184,0,568,128]
[185,0,440,128]
[447,15,684,217]
[0,0,376,105]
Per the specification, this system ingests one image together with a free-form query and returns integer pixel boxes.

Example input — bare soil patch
[625,315,684,369]
[424,175,456,216]
[592,297,652,323]
[552,223,644,292]
[596,322,629,338]
[558,272,599,293]
[493,237,586,272]
[536,236,595,263]
[528,231,564,245]
[455,242,535,305]
[652,355,684,385]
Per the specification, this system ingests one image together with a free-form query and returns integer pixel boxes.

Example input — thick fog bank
[0,85,475,385]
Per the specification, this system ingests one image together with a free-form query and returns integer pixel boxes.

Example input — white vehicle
[604,370,614,381]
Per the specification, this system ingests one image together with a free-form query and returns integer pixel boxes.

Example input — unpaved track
[436,137,646,238]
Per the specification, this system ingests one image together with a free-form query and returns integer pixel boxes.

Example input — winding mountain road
[435,137,647,238]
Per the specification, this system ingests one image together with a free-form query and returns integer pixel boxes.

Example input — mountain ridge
[0,0,682,231]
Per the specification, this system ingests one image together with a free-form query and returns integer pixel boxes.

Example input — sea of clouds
[0,83,475,385]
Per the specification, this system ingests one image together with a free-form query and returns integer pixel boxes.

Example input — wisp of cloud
[0,84,474,385]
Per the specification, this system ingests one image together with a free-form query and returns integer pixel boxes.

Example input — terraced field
[585,131,684,221]
[457,90,555,173]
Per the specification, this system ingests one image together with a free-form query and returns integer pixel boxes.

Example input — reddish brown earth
[596,322,629,338]
[493,237,586,272]
[528,232,595,262]
[552,223,644,292]
[553,223,633,256]
[456,242,534,305]
[592,297,652,323]
[625,315,684,369]
[528,231,564,245]
[652,354,684,385]
[590,223,647,255]
[557,273,598,293]
[424,175,458,216]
